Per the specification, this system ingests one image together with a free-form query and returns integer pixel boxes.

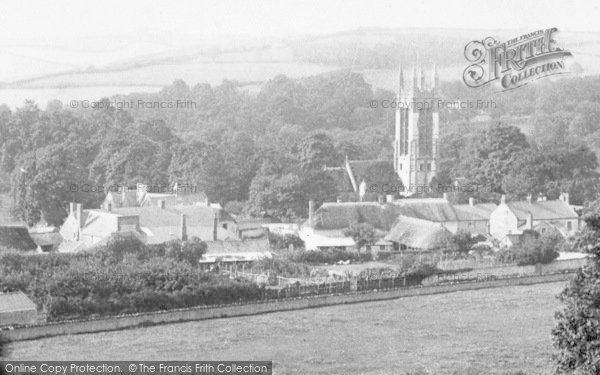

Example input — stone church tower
[393,63,440,192]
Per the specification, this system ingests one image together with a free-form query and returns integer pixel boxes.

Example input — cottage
[299,196,490,251]
[59,199,239,251]
[0,291,37,327]
[489,193,579,246]
[384,216,452,252]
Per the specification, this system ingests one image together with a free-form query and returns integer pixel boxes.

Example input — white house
[489,193,579,246]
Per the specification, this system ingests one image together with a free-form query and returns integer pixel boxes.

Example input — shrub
[495,231,561,266]
[343,222,377,249]
[267,232,304,251]
[553,206,600,374]
[0,332,10,359]
[288,249,358,264]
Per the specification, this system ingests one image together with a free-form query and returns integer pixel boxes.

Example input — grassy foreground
[7,282,565,374]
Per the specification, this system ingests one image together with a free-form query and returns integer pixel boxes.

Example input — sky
[0,0,598,44]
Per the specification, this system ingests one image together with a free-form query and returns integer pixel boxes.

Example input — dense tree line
[2,71,600,226]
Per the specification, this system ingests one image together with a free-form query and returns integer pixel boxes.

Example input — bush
[495,231,561,266]
[267,232,304,251]
[0,242,261,322]
[288,249,358,264]
[0,332,9,359]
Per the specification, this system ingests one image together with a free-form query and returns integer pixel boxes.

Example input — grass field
[6,282,566,374]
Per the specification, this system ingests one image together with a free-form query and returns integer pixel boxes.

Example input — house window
[426,163,431,171]
[567,221,572,230]
[419,163,424,171]
[222,223,228,230]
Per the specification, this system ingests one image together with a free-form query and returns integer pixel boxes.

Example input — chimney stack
[377,195,384,205]
[121,186,126,207]
[469,197,475,207]
[560,192,570,205]
[76,203,83,225]
[526,211,533,230]
[308,200,315,227]
[213,213,218,241]
[180,214,187,242]
[500,195,506,204]
[442,193,448,201]
[69,202,75,216]
[158,200,165,209]
[386,194,394,203]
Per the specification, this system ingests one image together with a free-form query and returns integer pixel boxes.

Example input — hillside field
[7,282,566,374]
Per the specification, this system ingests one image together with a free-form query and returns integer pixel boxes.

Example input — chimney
[308,200,315,227]
[469,197,475,207]
[180,214,187,242]
[526,194,532,204]
[377,195,384,205]
[69,202,75,216]
[213,213,218,241]
[500,195,506,204]
[107,203,112,212]
[386,194,394,203]
[560,193,570,205]
[525,211,533,230]
[158,199,165,209]
[76,203,83,228]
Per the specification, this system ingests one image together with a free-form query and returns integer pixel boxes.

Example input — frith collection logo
[463,27,572,91]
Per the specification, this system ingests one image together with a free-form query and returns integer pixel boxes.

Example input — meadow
[7,282,566,374]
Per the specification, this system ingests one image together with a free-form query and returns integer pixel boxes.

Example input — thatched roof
[384,216,452,250]
[314,202,393,230]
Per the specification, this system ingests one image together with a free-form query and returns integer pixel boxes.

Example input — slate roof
[140,192,208,207]
[506,200,578,220]
[0,291,36,313]
[0,226,37,251]
[79,210,127,238]
[453,203,497,221]
[384,216,452,250]
[141,226,236,244]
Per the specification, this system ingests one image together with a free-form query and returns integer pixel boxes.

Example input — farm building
[0,291,38,327]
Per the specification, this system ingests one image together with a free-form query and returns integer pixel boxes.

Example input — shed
[0,291,37,327]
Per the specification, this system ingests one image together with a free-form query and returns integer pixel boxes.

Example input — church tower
[393,62,439,193]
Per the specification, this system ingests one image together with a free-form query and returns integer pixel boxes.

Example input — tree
[449,230,477,254]
[246,174,306,221]
[457,124,530,195]
[343,222,377,250]
[553,204,600,374]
